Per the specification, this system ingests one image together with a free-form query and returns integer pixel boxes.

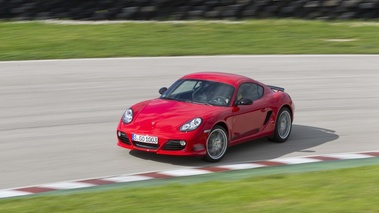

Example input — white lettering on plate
[132,134,158,144]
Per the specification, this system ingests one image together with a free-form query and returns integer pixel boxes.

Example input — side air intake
[263,110,273,125]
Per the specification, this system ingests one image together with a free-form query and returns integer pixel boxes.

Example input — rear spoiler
[267,85,285,92]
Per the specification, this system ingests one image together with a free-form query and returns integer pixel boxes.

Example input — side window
[237,83,264,101]
[257,85,264,99]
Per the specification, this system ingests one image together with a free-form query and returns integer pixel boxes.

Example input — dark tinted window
[161,79,235,107]
[236,83,264,102]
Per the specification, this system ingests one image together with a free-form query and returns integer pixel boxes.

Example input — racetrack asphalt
[1,55,379,191]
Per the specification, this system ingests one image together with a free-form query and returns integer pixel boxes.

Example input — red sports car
[117,72,294,162]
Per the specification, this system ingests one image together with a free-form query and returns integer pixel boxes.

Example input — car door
[230,83,266,142]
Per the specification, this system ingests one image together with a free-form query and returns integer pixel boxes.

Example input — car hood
[132,98,221,131]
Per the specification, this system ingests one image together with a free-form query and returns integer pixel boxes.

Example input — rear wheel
[270,107,292,143]
[203,125,228,162]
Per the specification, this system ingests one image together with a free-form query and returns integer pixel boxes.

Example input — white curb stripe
[102,175,153,183]
[323,153,373,160]
[272,157,322,164]
[217,163,265,170]
[40,181,96,190]
[0,190,32,198]
[158,168,211,177]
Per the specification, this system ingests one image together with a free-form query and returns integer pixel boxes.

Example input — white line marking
[322,153,374,160]
[217,163,265,170]
[159,168,211,177]
[40,181,96,190]
[102,175,153,183]
[271,157,321,164]
[0,190,32,198]
[0,55,378,64]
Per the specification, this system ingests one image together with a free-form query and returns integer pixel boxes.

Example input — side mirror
[236,98,253,105]
[159,87,168,95]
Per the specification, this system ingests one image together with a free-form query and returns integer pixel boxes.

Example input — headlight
[122,108,133,124]
[180,118,202,132]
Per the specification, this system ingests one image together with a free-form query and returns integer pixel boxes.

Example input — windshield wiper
[162,97,213,106]
[160,97,177,101]
[161,97,189,102]
[192,101,213,106]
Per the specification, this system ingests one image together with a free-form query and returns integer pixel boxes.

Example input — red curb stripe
[17,186,55,193]
[141,172,174,179]
[307,156,340,161]
[200,167,231,173]
[79,179,116,185]
[254,161,286,166]
[360,152,379,157]
[2,151,379,199]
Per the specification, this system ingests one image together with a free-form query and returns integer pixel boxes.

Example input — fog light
[117,131,121,137]
[179,140,186,146]
[193,144,205,151]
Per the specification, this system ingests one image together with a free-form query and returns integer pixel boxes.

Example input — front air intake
[163,140,186,150]
[117,131,131,145]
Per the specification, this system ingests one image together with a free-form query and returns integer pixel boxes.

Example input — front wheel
[203,125,228,162]
[269,107,292,143]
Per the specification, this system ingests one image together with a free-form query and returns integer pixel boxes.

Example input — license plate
[132,134,158,144]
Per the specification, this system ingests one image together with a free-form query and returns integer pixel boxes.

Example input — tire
[203,125,228,162]
[270,107,292,143]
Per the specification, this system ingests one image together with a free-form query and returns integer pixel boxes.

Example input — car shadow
[128,124,339,167]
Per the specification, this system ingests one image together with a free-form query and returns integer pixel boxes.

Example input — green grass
[0,19,379,60]
[1,164,379,212]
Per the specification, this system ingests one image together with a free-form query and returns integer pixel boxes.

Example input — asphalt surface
[1,55,378,189]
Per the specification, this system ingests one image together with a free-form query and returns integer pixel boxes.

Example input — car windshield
[160,79,235,107]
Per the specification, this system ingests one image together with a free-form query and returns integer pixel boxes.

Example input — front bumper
[116,125,208,157]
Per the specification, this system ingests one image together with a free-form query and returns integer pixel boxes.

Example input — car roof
[181,72,254,87]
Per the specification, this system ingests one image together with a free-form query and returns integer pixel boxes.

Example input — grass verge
[1,19,379,61]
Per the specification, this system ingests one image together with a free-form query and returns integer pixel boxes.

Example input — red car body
[117,72,294,162]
